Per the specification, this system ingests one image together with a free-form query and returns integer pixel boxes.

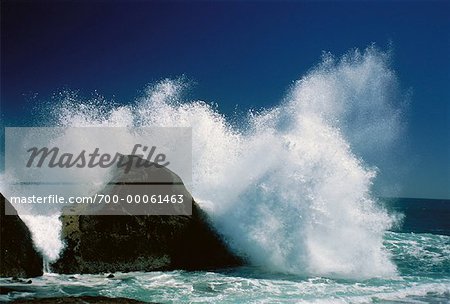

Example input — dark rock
[9,278,33,284]
[106,273,114,278]
[0,194,43,278]
[10,296,154,303]
[51,155,243,274]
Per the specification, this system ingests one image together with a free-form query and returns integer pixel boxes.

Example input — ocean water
[1,47,449,303]
[1,200,450,303]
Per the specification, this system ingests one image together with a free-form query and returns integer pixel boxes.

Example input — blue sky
[1,1,449,199]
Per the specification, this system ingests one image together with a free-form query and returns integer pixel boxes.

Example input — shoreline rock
[51,156,243,274]
[0,194,43,278]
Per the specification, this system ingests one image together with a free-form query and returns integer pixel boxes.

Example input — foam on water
[1,46,405,278]
[1,264,449,303]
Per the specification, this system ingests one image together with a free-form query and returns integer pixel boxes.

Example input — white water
[1,46,405,279]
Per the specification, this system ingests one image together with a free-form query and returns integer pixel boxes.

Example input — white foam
[20,214,63,262]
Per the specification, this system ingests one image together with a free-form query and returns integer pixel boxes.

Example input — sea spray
[20,214,63,263]
[1,46,404,278]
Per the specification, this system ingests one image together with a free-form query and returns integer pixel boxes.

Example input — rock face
[0,194,43,278]
[52,156,242,274]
